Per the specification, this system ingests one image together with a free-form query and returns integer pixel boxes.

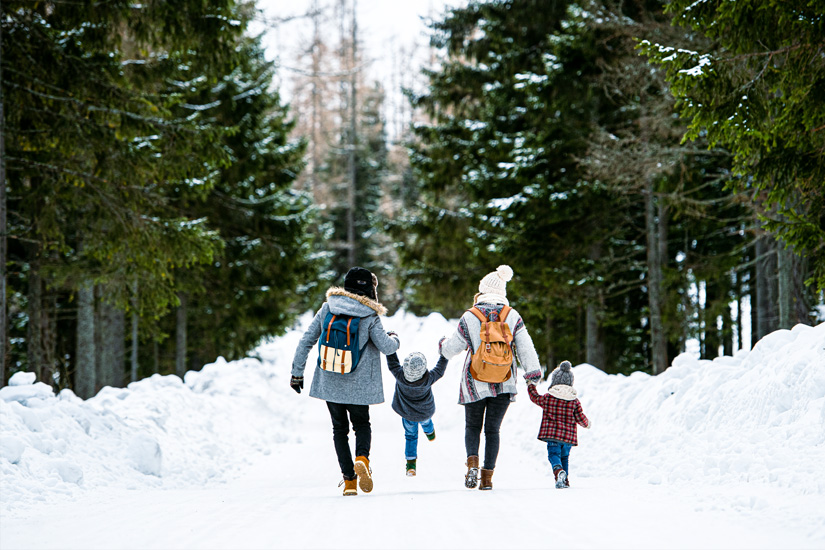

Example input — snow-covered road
[3,392,820,550]
[2,313,824,549]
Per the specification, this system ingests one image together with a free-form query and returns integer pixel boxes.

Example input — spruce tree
[642,0,825,291]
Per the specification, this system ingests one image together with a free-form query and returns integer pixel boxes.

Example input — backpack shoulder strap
[499,305,512,322]
[467,307,487,323]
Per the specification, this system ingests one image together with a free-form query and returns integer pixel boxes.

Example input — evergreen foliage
[2,1,321,389]
[641,0,825,289]
[399,0,815,373]
[171,34,321,368]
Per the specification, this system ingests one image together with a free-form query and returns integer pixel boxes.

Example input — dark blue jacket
[386,353,448,422]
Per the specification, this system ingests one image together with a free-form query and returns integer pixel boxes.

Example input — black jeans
[464,393,511,470]
[326,401,371,479]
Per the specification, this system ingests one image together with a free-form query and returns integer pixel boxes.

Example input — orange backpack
[467,306,514,383]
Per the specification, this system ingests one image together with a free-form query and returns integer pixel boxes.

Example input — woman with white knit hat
[439,265,543,490]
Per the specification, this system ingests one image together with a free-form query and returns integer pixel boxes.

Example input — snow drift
[554,323,825,495]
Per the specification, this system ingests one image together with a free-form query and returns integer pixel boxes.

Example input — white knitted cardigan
[441,297,542,404]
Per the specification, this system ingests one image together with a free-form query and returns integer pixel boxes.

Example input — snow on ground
[1,312,824,549]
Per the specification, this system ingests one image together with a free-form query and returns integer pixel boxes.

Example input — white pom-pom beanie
[478,265,514,299]
[402,352,428,382]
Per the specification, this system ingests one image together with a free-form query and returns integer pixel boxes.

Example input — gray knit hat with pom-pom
[550,360,574,387]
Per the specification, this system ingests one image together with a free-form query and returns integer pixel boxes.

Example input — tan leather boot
[465,455,479,489]
[479,468,494,490]
[354,456,373,493]
[340,476,357,496]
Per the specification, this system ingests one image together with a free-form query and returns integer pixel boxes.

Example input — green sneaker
[406,459,416,476]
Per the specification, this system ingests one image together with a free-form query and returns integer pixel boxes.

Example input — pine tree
[641,0,825,291]
[2,1,322,391]
[169,33,322,369]
[401,0,770,373]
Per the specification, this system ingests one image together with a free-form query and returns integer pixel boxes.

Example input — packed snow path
[2,313,824,549]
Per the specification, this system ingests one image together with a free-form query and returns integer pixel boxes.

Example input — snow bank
[1,310,823,516]
[0,349,303,513]
[525,322,825,495]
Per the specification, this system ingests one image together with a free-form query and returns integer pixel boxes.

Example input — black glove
[290,375,304,394]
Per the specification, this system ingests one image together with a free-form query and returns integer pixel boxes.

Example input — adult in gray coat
[290,267,400,496]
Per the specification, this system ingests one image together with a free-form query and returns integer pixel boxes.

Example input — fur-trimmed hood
[548,384,578,401]
[326,287,388,316]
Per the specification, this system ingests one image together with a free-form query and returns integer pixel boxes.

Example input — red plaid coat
[527,384,590,446]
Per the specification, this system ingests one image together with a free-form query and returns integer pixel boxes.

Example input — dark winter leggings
[326,402,371,479]
[464,393,511,470]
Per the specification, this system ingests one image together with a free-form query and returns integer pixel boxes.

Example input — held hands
[524,372,541,386]
[290,375,304,394]
[438,336,446,356]
[387,331,400,345]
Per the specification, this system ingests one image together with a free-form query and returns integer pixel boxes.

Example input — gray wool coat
[291,287,400,405]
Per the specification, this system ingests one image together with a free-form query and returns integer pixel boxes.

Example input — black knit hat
[344,267,376,299]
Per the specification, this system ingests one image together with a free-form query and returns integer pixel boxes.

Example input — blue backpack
[317,311,364,374]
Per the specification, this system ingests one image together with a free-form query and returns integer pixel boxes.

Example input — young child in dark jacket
[386,349,448,476]
[527,360,591,489]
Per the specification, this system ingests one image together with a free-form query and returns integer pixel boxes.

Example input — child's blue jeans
[402,417,434,460]
[546,440,572,473]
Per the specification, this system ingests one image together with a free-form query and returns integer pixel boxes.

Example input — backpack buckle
[485,343,492,351]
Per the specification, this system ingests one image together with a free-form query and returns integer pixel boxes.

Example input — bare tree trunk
[175,293,187,379]
[792,254,810,325]
[755,235,767,340]
[645,182,667,374]
[697,279,706,356]
[346,0,358,267]
[722,286,734,356]
[131,308,139,383]
[749,242,759,349]
[777,243,794,329]
[96,293,123,389]
[110,308,125,387]
[756,234,778,339]
[153,338,159,375]
[41,293,57,387]
[94,285,103,391]
[129,280,138,383]
[27,259,44,380]
[679,233,691,353]
[703,279,722,358]
[658,200,668,277]
[585,243,606,369]
[75,280,96,398]
[0,9,7,386]
[735,269,744,352]
[585,301,605,369]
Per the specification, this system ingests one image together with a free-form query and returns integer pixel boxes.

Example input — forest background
[1,0,823,397]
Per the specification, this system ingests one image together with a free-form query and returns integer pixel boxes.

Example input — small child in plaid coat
[527,360,591,489]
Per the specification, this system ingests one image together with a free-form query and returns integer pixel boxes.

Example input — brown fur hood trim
[326,287,388,316]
